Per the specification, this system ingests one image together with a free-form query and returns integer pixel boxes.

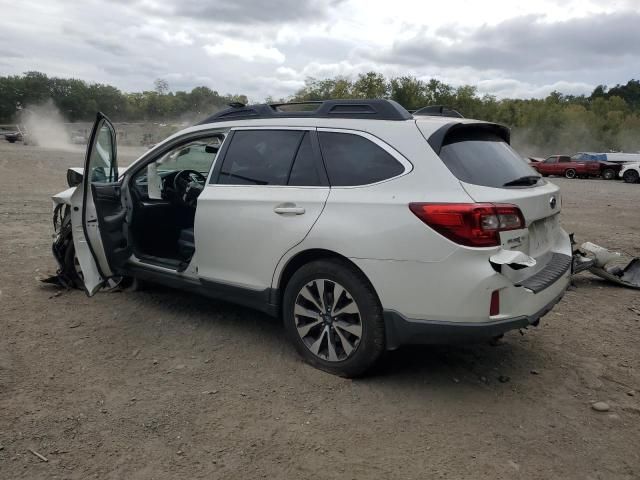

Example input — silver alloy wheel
[294,278,362,362]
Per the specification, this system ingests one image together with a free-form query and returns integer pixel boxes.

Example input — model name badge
[506,236,524,247]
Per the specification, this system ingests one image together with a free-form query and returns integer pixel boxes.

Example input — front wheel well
[277,249,379,306]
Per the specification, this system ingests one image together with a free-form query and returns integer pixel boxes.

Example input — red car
[531,155,621,180]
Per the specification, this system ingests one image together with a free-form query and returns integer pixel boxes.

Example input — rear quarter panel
[272,121,475,285]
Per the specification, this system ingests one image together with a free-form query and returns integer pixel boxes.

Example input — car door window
[287,132,324,186]
[545,157,557,164]
[318,131,404,186]
[88,122,117,182]
[217,130,305,186]
[133,136,222,199]
[156,140,221,175]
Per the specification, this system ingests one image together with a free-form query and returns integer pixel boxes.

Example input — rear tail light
[408,203,525,247]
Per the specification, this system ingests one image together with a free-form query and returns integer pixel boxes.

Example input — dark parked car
[530,155,621,180]
[0,124,27,144]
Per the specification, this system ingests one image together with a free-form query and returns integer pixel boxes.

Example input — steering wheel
[172,169,206,207]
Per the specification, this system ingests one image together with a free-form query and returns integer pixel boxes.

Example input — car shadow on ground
[121,282,548,387]
[146,285,540,383]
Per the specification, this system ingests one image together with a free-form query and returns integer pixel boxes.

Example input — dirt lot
[1,141,639,480]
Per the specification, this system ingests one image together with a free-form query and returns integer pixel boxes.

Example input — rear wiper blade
[503,175,541,187]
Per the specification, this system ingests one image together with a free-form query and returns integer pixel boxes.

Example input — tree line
[0,71,248,125]
[1,71,639,154]
[289,73,640,154]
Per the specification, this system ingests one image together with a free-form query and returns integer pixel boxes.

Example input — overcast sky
[1,0,638,101]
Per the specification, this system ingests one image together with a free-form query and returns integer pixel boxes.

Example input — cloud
[476,78,595,98]
[371,12,640,74]
[204,39,285,63]
[0,48,22,58]
[125,0,345,24]
[0,0,638,102]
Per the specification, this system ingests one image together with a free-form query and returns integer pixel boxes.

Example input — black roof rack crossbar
[198,99,413,124]
[413,105,464,118]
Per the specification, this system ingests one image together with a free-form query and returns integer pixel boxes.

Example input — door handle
[274,204,305,215]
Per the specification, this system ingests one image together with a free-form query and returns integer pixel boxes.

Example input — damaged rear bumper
[383,289,566,350]
[573,241,640,289]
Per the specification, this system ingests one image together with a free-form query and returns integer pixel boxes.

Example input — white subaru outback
[51,100,571,377]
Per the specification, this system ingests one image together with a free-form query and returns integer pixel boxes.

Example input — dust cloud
[20,100,73,150]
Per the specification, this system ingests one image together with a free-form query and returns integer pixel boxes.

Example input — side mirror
[205,144,220,154]
[177,147,191,157]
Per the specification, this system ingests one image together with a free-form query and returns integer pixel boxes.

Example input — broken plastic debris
[573,242,640,289]
[490,249,536,269]
[581,242,622,268]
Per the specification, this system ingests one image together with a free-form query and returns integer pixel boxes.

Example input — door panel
[70,186,104,295]
[71,112,128,295]
[91,182,130,268]
[195,185,329,289]
[195,127,329,291]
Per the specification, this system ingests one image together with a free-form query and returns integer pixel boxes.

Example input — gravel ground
[1,141,639,479]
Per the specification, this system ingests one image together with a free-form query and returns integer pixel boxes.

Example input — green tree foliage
[0,72,246,123]
[290,75,640,154]
[1,71,639,154]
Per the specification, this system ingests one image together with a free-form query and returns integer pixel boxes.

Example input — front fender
[52,186,77,206]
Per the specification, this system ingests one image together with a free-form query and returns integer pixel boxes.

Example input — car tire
[63,240,84,289]
[602,168,616,180]
[8,138,16,144]
[564,168,576,179]
[623,170,639,184]
[282,258,385,377]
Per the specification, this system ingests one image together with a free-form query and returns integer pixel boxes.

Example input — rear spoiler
[427,122,511,155]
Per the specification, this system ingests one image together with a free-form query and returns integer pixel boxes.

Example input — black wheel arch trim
[274,249,380,307]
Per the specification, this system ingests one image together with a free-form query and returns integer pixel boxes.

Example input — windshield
[439,134,540,188]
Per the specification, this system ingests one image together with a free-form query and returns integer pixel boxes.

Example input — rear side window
[288,133,324,186]
[318,131,405,186]
[439,132,539,188]
[218,130,302,185]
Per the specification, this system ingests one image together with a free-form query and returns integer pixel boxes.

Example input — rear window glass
[318,132,405,186]
[439,133,539,188]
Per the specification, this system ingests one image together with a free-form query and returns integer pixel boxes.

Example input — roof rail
[413,105,464,118]
[198,99,412,124]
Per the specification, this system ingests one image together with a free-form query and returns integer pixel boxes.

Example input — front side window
[88,122,117,182]
[155,137,223,175]
[318,131,405,186]
[133,135,223,199]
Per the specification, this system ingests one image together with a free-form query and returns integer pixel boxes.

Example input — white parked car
[51,100,572,377]
[573,151,640,164]
[619,162,640,183]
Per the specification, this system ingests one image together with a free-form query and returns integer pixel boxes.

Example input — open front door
[71,112,130,295]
